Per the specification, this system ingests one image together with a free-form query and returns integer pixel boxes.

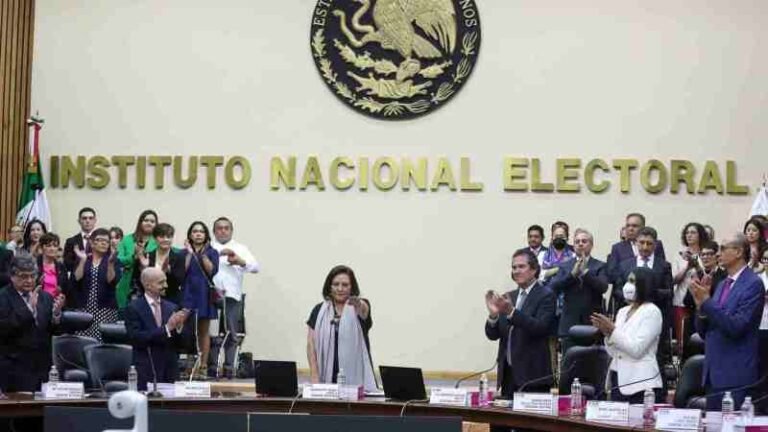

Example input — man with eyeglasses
[691,233,764,411]
[0,254,65,393]
[550,228,609,354]
[63,207,98,272]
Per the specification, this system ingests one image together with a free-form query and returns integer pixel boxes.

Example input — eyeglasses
[13,273,37,281]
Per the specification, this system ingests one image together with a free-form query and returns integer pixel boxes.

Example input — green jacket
[116,233,157,308]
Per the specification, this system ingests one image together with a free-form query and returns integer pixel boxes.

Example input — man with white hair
[550,228,609,353]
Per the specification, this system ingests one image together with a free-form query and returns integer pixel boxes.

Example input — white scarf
[314,300,377,391]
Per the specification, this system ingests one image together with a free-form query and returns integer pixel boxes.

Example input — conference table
[0,392,640,432]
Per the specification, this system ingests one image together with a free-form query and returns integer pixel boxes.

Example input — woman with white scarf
[306,265,377,390]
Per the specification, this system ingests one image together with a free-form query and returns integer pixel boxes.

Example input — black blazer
[70,256,121,310]
[550,257,609,337]
[124,296,183,390]
[613,256,673,319]
[0,286,60,392]
[485,282,555,394]
[63,233,87,273]
[0,249,12,288]
[607,240,666,285]
[146,250,186,304]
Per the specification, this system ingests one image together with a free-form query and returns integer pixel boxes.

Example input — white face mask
[622,281,636,302]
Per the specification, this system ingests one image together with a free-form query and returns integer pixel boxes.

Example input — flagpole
[20,114,45,228]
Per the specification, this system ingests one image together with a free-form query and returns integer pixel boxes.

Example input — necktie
[642,258,650,268]
[718,278,734,306]
[84,234,92,254]
[21,292,38,325]
[152,300,162,327]
[507,289,530,366]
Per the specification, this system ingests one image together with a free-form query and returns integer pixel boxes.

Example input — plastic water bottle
[570,378,582,417]
[48,366,60,383]
[337,368,346,386]
[741,396,755,425]
[127,365,138,391]
[478,373,488,407]
[642,388,655,428]
[722,391,734,420]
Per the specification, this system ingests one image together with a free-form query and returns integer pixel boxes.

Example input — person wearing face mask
[540,221,574,280]
[591,268,664,403]
[306,265,376,390]
[550,229,609,354]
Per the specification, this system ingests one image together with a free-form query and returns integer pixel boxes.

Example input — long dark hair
[744,218,767,249]
[133,210,158,239]
[22,219,48,251]
[322,265,360,299]
[633,267,654,305]
[186,221,211,249]
[680,222,709,247]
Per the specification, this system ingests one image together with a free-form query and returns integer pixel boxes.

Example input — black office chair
[559,326,610,400]
[683,333,705,359]
[59,311,94,334]
[84,344,132,393]
[52,335,99,383]
[673,354,705,409]
[99,322,130,345]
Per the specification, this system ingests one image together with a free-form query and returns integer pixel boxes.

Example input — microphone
[686,375,768,409]
[594,370,661,400]
[518,361,579,393]
[454,361,497,389]
[58,353,107,398]
[145,346,162,398]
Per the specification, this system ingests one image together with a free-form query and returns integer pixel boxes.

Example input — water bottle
[127,365,138,392]
[478,373,488,407]
[642,388,655,428]
[48,365,60,383]
[741,396,755,425]
[570,378,582,417]
[337,368,346,386]
[722,391,734,420]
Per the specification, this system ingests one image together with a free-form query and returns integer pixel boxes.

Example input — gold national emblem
[310,0,482,120]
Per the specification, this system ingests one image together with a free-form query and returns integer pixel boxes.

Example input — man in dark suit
[0,254,65,393]
[62,207,97,272]
[550,228,608,353]
[485,249,556,400]
[0,248,12,288]
[524,224,545,258]
[125,267,189,390]
[692,233,764,411]
[613,226,674,384]
[607,213,666,286]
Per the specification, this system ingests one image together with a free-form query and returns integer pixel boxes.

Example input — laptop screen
[253,360,298,397]
[379,366,427,401]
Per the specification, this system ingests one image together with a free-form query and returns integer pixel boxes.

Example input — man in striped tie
[692,233,764,411]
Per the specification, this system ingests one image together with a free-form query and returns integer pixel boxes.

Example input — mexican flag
[16,121,51,229]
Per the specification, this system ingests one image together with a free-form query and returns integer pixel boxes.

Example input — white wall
[32,0,768,372]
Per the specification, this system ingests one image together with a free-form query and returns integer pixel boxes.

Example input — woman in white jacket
[591,267,663,403]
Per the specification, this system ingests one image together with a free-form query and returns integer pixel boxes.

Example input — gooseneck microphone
[517,362,579,393]
[57,353,107,398]
[454,361,497,389]
[686,375,768,409]
[594,370,661,400]
[145,346,163,398]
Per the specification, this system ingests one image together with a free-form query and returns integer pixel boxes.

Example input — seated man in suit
[691,233,764,411]
[613,227,673,378]
[485,249,556,399]
[125,267,189,390]
[0,254,65,393]
[607,213,667,287]
[550,228,608,354]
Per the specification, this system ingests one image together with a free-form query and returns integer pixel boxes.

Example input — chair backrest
[59,311,94,334]
[558,345,611,397]
[99,322,129,345]
[674,354,705,408]
[83,344,133,389]
[52,335,99,372]
[684,333,705,358]
[569,325,600,347]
